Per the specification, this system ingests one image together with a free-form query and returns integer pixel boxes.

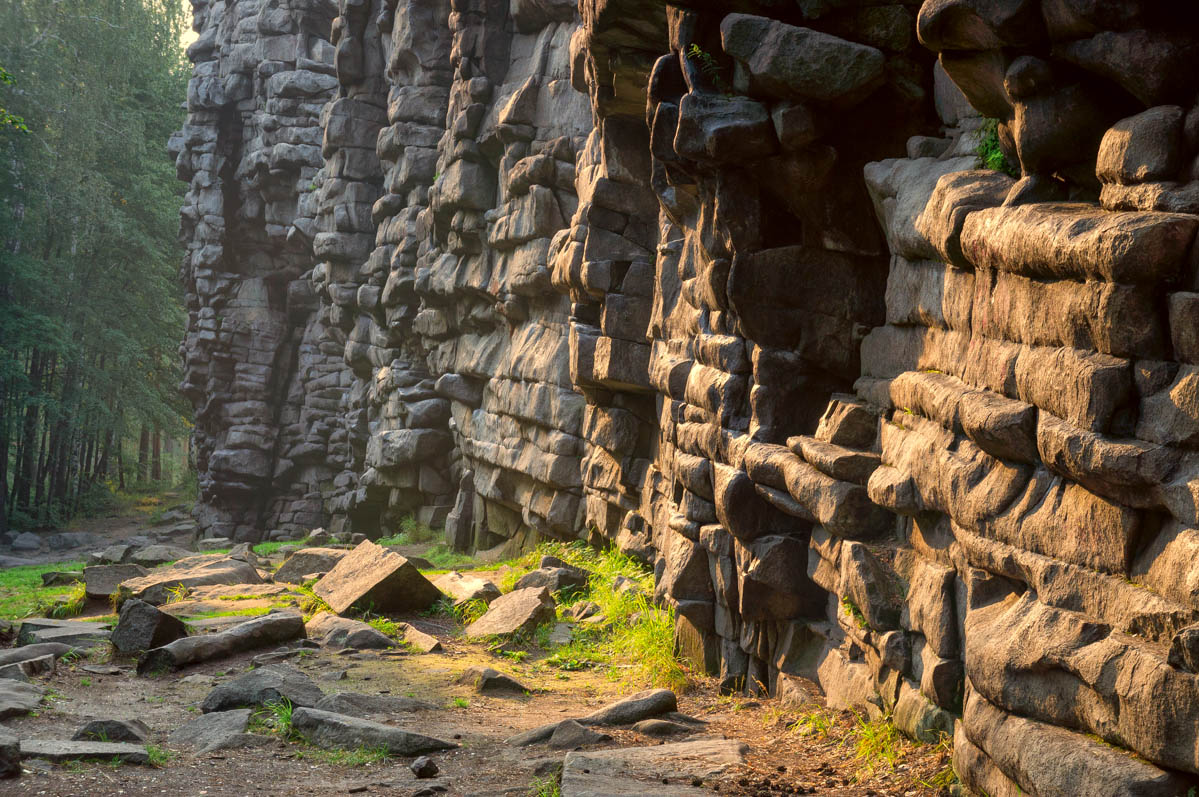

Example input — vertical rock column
[174,0,345,542]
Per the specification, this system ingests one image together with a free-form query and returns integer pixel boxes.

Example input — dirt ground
[2,508,952,796]
[3,616,951,796]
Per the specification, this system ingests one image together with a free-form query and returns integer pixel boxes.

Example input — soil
[3,624,950,796]
[1,512,952,796]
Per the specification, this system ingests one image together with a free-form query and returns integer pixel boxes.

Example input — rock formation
[175,0,1199,792]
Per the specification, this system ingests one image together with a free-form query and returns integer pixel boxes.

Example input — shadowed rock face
[177,1,1199,792]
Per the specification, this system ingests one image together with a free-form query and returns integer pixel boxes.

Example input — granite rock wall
[177,0,1199,792]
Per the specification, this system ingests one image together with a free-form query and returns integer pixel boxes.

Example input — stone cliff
[175,0,1199,792]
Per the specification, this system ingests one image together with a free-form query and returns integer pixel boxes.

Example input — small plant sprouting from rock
[687,44,732,96]
[974,118,1019,177]
[841,595,868,630]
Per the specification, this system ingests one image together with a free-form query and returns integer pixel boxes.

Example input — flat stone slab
[432,571,501,605]
[169,708,269,754]
[464,586,556,638]
[16,619,111,648]
[274,548,348,584]
[19,739,149,764]
[0,680,43,719]
[0,642,73,666]
[137,611,304,674]
[312,541,443,615]
[200,663,323,713]
[83,564,148,599]
[561,738,749,796]
[314,692,436,718]
[290,707,458,756]
[119,554,264,605]
[306,612,394,649]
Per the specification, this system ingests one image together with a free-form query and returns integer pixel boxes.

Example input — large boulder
[118,554,264,605]
[305,612,394,649]
[273,547,347,584]
[83,564,148,600]
[290,707,457,756]
[169,709,267,754]
[110,599,189,653]
[432,571,501,605]
[200,664,323,713]
[312,540,442,615]
[464,587,556,638]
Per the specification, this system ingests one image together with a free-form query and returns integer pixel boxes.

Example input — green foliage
[294,583,333,620]
[0,63,27,132]
[686,44,732,96]
[450,697,470,708]
[0,559,86,619]
[378,516,440,546]
[527,774,562,797]
[145,744,172,767]
[38,582,85,619]
[509,541,688,692]
[292,746,389,766]
[851,712,907,778]
[0,0,192,532]
[841,596,868,630]
[365,616,403,638]
[975,118,1019,177]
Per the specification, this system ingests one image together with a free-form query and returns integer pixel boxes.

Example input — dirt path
[3,615,950,796]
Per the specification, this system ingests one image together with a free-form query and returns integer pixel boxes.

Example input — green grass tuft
[0,560,87,620]
[38,579,87,619]
[527,773,562,797]
[975,118,1019,177]
[146,744,172,767]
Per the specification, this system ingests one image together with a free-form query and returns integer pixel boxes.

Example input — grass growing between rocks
[498,541,689,693]
[527,773,562,797]
[378,515,440,546]
[0,560,86,621]
[37,579,87,618]
[251,698,390,767]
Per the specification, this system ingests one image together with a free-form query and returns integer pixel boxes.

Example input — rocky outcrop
[176,1,1199,792]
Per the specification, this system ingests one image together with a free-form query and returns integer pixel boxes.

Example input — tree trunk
[14,347,42,510]
[117,439,126,491]
[138,425,150,483]
[152,426,162,482]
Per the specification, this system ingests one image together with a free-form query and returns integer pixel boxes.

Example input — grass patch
[975,118,1019,177]
[294,583,333,620]
[527,773,562,797]
[450,697,470,708]
[0,560,87,620]
[37,579,87,619]
[377,515,440,546]
[417,543,476,571]
[502,541,688,692]
[186,606,275,620]
[293,746,389,766]
[788,706,839,739]
[146,744,172,767]
[851,712,907,779]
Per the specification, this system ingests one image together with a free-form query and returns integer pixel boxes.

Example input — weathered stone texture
[177,1,1199,793]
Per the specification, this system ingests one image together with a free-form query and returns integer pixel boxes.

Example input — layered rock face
[174,0,349,542]
[177,0,1199,792]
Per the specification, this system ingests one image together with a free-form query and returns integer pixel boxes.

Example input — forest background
[0,0,193,533]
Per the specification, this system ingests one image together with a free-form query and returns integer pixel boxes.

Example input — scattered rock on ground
[432,572,501,605]
[72,719,150,743]
[410,755,439,778]
[290,707,457,755]
[128,544,193,567]
[464,587,555,638]
[0,726,17,778]
[550,720,611,750]
[18,740,149,765]
[168,709,269,754]
[0,654,55,681]
[119,554,264,605]
[560,738,749,795]
[306,612,394,650]
[137,611,304,674]
[200,663,323,713]
[16,619,110,648]
[10,532,41,552]
[40,571,81,588]
[399,623,442,652]
[632,719,695,737]
[514,566,589,594]
[314,693,436,717]
[312,541,443,615]
[579,688,678,726]
[273,547,348,584]
[0,643,72,667]
[83,564,148,599]
[456,666,529,695]
[111,598,189,653]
